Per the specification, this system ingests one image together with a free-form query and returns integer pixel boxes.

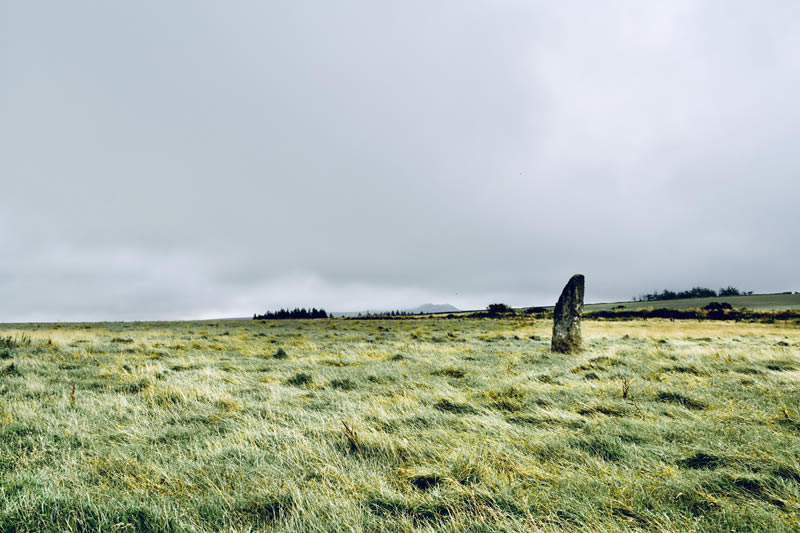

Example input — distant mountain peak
[405,303,460,314]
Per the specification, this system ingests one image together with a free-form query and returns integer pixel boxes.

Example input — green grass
[0,318,799,531]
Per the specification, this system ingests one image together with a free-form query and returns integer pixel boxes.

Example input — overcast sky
[1,1,798,321]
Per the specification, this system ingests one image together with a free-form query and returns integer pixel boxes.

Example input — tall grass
[0,318,798,531]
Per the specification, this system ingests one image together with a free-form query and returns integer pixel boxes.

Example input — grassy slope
[583,293,800,313]
[0,318,799,532]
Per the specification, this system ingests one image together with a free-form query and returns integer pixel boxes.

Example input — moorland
[1,315,799,532]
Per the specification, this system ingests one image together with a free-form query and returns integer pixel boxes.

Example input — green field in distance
[583,292,800,313]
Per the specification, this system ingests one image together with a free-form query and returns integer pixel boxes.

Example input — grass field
[1,317,799,532]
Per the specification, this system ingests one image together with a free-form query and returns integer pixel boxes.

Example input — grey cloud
[1,1,797,321]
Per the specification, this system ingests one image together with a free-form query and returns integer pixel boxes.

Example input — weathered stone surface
[551,274,584,353]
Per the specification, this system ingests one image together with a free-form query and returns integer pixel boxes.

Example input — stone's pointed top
[551,274,585,354]
[567,273,585,285]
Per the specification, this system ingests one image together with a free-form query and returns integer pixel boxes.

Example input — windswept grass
[0,318,798,531]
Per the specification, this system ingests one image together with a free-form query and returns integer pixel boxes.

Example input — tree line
[349,310,419,319]
[253,308,328,320]
[633,286,751,302]
[369,310,416,317]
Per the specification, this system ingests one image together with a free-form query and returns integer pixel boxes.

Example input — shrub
[718,286,742,297]
[486,303,513,315]
[703,302,733,311]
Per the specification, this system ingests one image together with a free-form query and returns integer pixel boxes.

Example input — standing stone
[551,274,584,353]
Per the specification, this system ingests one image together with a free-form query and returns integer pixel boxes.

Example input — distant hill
[582,292,800,312]
[331,303,460,318]
[447,292,800,317]
[406,303,460,314]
